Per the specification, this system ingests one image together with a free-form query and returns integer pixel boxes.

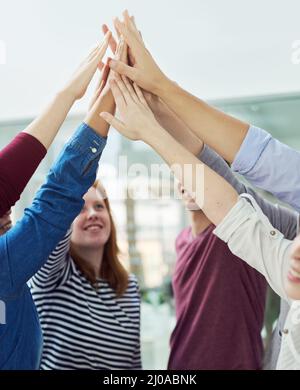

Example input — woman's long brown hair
[71,180,129,297]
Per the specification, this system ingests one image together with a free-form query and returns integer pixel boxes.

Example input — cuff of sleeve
[213,196,256,242]
[68,123,107,154]
[231,126,272,174]
[198,144,219,165]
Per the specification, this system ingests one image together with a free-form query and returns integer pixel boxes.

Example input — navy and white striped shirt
[29,231,141,370]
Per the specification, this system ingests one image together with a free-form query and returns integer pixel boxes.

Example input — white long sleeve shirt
[214,195,300,370]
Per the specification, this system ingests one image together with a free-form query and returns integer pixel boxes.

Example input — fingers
[115,38,127,63]
[109,59,138,82]
[113,18,122,39]
[97,61,105,71]
[86,45,101,62]
[123,10,133,29]
[100,112,126,133]
[114,17,139,50]
[130,15,143,43]
[99,62,111,92]
[109,79,127,110]
[123,11,143,43]
[127,47,135,67]
[113,75,133,105]
[121,76,139,104]
[102,24,117,54]
[92,59,110,103]
[133,82,148,106]
[123,10,136,33]
[91,31,111,64]
[119,39,129,64]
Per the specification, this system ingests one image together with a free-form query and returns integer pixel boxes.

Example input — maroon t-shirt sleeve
[0,132,47,216]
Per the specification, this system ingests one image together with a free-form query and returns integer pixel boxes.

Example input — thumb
[109,59,138,82]
[100,112,126,132]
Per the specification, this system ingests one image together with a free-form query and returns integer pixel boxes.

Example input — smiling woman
[29,180,142,370]
[70,180,129,294]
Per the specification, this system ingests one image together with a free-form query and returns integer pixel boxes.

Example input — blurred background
[1,0,300,369]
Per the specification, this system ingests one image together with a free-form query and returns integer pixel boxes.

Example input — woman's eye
[95,204,104,210]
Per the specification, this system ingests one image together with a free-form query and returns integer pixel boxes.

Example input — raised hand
[84,36,129,138]
[108,10,167,94]
[63,31,111,101]
[100,75,161,142]
[89,26,129,110]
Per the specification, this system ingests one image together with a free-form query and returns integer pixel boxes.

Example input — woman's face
[71,187,111,250]
[285,235,300,300]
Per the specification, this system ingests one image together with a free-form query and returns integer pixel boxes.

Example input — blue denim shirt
[232,125,300,212]
[0,123,107,369]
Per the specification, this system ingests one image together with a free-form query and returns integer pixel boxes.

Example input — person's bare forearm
[155,79,249,164]
[23,89,75,150]
[22,34,111,149]
[146,125,239,225]
[84,89,115,137]
[149,96,204,156]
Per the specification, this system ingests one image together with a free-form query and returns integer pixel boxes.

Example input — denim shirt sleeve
[232,125,300,211]
[0,123,107,298]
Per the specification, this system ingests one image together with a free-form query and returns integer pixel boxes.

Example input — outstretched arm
[24,32,111,149]
[101,75,298,304]
[111,12,300,212]
[0,33,111,216]
[101,76,238,226]
[108,11,248,164]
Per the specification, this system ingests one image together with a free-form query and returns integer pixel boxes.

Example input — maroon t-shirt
[0,132,46,216]
[168,224,267,370]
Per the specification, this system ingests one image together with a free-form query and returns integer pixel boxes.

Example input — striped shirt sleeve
[29,229,72,292]
[131,276,142,369]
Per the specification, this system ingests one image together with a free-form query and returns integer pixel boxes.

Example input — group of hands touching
[2,10,300,286]
[0,10,168,235]
[62,10,174,146]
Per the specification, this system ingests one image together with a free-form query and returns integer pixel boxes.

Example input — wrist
[154,76,177,98]
[144,124,169,148]
[57,88,76,106]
